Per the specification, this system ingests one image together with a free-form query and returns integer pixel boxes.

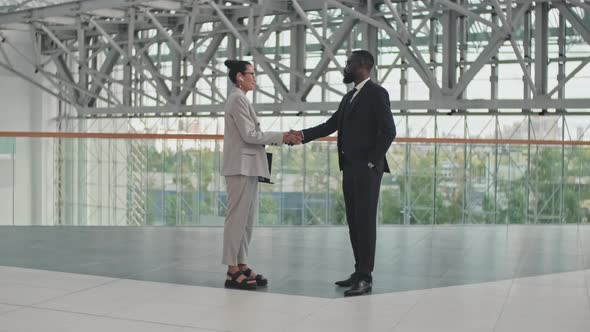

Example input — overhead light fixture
[40,16,76,26]
[145,1,182,11]
[88,9,126,19]
[0,23,30,31]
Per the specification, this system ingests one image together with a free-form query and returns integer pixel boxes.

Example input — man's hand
[288,130,303,142]
[283,131,302,145]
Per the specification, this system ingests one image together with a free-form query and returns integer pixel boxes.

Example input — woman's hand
[283,131,302,145]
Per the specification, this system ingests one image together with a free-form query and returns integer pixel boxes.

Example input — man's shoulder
[366,80,388,95]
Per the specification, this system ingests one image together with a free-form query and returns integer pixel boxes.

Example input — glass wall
[1,112,589,226]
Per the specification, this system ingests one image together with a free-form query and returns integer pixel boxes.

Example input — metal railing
[0,131,589,226]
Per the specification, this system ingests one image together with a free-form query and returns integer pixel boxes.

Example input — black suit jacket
[301,80,396,172]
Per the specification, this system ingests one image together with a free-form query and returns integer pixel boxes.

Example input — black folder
[258,152,274,184]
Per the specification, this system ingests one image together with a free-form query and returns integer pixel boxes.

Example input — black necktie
[343,88,357,116]
[338,88,357,154]
[347,88,357,104]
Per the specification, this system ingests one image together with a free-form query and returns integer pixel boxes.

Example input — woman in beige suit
[221,59,300,290]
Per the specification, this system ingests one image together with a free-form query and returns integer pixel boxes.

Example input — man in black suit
[290,50,396,296]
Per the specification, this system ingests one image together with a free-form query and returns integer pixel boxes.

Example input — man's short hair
[351,50,374,71]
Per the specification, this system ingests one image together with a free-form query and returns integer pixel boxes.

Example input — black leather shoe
[344,280,372,297]
[335,273,359,287]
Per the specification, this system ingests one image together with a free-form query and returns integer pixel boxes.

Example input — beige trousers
[222,175,258,266]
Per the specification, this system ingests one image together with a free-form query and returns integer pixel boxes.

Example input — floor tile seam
[410,227,436,247]
[112,272,333,302]
[510,241,569,288]
[490,276,520,332]
[506,229,534,280]
[385,228,436,264]
[240,289,336,303]
[0,264,113,279]
[510,282,589,295]
[387,287,436,332]
[436,228,497,281]
[383,228,434,257]
[578,229,590,314]
[110,261,187,283]
[245,287,340,306]
[424,286,512,304]
[0,267,118,285]
[412,275,512,297]
[0,303,28,317]
[172,246,223,259]
[509,269,590,293]
[488,224,529,266]
[164,251,220,264]
[497,307,590,320]
[0,278,104,293]
[271,301,335,329]
[25,305,226,331]
[26,276,125,307]
[0,265,103,277]
[99,280,332,315]
[104,303,296,331]
[162,293,333,316]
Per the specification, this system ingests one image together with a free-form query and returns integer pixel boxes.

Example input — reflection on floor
[0,226,589,331]
[0,225,589,298]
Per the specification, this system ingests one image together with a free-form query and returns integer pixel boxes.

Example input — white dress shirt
[350,77,371,102]
[299,77,371,141]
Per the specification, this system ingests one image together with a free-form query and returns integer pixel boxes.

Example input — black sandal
[242,268,268,287]
[224,271,257,290]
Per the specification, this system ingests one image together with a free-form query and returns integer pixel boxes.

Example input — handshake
[282,130,303,146]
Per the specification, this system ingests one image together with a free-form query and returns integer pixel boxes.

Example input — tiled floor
[0,266,588,331]
[0,225,589,331]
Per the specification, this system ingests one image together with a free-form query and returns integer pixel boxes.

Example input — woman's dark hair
[224,59,252,84]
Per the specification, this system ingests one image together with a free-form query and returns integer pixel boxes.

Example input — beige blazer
[221,87,283,178]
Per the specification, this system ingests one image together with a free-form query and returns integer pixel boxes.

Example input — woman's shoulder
[227,90,249,109]
[227,89,248,102]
